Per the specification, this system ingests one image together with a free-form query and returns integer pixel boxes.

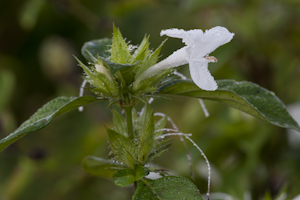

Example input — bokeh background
[1,0,300,199]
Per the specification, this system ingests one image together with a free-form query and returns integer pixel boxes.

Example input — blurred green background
[1,0,300,199]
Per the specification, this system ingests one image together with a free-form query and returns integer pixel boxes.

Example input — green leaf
[100,57,135,75]
[131,35,150,64]
[112,109,128,138]
[106,127,137,169]
[132,176,203,200]
[154,115,167,137]
[0,96,101,152]
[82,156,126,179]
[81,38,112,62]
[158,80,300,132]
[135,165,150,181]
[110,25,132,64]
[74,56,112,96]
[135,39,166,78]
[113,168,136,187]
[113,165,149,187]
[147,138,173,163]
[138,112,155,163]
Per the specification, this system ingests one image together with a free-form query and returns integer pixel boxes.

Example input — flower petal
[189,60,218,91]
[160,28,203,46]
[190,26,234,58]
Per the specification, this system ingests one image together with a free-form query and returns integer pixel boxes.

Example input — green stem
[124,104,133,139]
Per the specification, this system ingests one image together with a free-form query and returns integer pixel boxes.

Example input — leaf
[110,25,132,64]
[158,79,300,132]
[135,39,166,78]
[131,35,150,64]
[132,176,203,200]
[112,109,128,138]
[106,127,137,169]
[134,165,150,181]
[104,59,136,75]
[113,168,136,187]
[147,139,173,163]
[154,115,167,137]
[82,156,126,179]
[113,165,149,187]
[138,112,155,163]
[74,56,112,96]
[0,96,101,152]
[81,38,112,62]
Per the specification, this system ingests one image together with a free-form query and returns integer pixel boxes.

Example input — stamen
[205,56,218,63]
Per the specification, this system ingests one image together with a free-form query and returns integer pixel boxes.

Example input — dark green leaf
[112,109,128,138]
[113,168,136,187]
[154,115,167,137]
[136,105,155,163]
[106,127,137,169]
[135,165,150,181]
[113,165,149,187]
[0,96,101,152]
[132,176,203,200]
[158,80,300,132]
[138,114,155,163]
[102,57,136,75]
[82,156,125,179]
[81,38,112,62]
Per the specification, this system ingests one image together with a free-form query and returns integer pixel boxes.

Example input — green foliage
[112,109,128,138]
[131,36,150,64]
[158,79,300,131]
[110,25,132,64]
[82,156,126,179]
[137,105,155,163]
[74,56,119,96]
[113,165,149,187]
[133,176,204,200]
[0,96,101,152]
[81,38,112,61]
[106,127,137,169]
[132,40,169,93]
[2,16,300,199]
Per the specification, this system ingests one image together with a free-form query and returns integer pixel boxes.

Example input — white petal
[189,60,218,91]
[190,26,234,58]
[160,28,203,46]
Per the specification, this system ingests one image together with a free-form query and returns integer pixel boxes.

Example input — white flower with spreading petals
[135,26,234,91]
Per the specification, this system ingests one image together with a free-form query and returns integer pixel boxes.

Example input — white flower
[135,26,234,91]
